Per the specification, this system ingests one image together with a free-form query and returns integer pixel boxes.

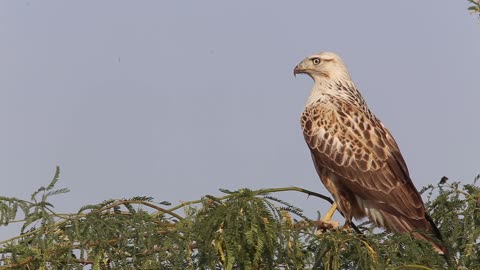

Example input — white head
[293,52,352,83]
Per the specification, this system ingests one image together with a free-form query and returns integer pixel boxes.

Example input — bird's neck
[306,79,353,106]
[306,79,370,113]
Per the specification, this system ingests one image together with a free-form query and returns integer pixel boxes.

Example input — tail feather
[371,209,448,257]
[424,213,449,257]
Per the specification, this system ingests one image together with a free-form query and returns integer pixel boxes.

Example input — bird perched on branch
[293,52,447,255]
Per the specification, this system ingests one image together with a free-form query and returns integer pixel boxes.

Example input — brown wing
[301,99,426,221]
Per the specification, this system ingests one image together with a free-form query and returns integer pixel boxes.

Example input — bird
[293,51,447,255]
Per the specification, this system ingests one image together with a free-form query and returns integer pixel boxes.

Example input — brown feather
[295,52,447,255]
[303,100,425,218]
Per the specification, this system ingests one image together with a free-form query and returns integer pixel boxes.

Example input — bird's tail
[421,213,449,258]
[377,210,449,257]
[400,213,449,258]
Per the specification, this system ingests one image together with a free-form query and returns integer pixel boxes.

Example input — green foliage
[422,175,480,269]
[468,0,480,17]
[0,168,479,269]
[193,188,310,269]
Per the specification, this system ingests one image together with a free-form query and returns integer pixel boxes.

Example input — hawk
[293,52,447,255]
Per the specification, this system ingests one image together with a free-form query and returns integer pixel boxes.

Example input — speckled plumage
[294,52,446,254]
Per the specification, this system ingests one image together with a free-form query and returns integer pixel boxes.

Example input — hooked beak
[293,66,300,77]
[293,65,305,77]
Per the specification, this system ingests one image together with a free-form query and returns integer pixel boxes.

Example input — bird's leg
[342,220,351,231]
[323,202,337,221]
[315,202,340,233]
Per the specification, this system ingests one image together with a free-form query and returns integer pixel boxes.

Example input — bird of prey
[293,52,447,255]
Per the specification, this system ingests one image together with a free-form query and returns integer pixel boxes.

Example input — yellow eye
[312,58,321,65]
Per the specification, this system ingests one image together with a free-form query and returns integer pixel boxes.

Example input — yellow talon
[322,202,337,221]
[316,202,340,233]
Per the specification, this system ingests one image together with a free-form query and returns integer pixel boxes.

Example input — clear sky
[1,1,479,240]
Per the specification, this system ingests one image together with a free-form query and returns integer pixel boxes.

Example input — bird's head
[293,52,351,83]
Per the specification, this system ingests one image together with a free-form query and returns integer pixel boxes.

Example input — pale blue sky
[1,1,479,239]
